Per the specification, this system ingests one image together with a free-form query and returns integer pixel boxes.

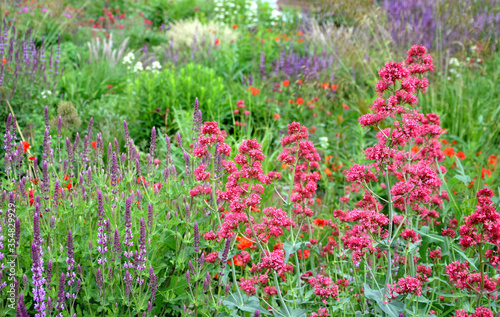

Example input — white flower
[123,52,135,65]
[133,61,143,72]
[151,61,162,71]
[40,90,52,99]
[448,57,460,67]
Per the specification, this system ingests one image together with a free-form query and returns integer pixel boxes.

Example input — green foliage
[126,63,227,145]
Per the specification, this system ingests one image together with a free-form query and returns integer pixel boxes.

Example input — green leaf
[223,293,271,315]
[454,156,471,186]
[363,284,404,317]
[283,241,304,263]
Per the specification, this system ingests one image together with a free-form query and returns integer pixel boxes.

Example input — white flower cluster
[40,90,52,99]
[123,52,162,73]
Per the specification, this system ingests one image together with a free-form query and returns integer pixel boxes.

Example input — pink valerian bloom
[345,164,378,185]
[213,139,281,240]
[405,45,435,75]
[189,186,212,197]
[306,274,339,302]
[263,286,277,299]
[193,122,231,159]
[309,307,330,317]
[250,249,294,278]
[385,276,423,301]
[279,122,321,217]
[446,261,497,294]
[416,265,432,283]
[341,225,377,264]
[194,164,210,181]
[246,207,295,243]
[401,229,421,243]
[454,307,495,317]
[347,208,388,235]
[459,188,500,250]
[429,248,442,262]
[239,277,257,295]
[206,252,219,263]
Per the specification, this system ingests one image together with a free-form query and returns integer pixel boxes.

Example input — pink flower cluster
[385,276,423,301]
[191,122,231,197]
[279,122,321,217]
[250,249,294,278]
[306,274,339,304]
[454,307,494,317]
[459,188,500,250]
[246,206,295,243]
[445,261,497,293]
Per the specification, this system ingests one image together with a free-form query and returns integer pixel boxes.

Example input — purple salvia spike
[149,126,157,159]
[149,265,158,301]
[194,221,200,253]
[147,202,153,228]
[203,272,210,293]
[113,228,121,256]
[183,152,190,177]
[44,105,49,128]
[56,272,65,311]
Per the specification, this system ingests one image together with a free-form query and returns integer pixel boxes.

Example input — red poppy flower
[273,113,280,120]
[22,140,30,153]
[214,39,220,45]
[321,83,329,89]
[296,97,304,105]
[232,24,238,29]
[64,174,70,181]
[282,80,289,87]
[29,156,35,160]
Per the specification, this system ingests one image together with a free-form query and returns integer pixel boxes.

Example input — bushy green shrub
[126,63,227,145]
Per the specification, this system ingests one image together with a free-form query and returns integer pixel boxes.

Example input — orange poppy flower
[325,154,333,164]
[441,139,449,145]
[321,83,329,89]
[236,236,253,250]
[232,24,238,29]
[281,164,288,169]
[482,168,491,179]
[296,79,303,84]
[296,97,304,105]
[282,80,289,87]
[324,167,332,176]
[342,104,350,110]
[443,147,455,157]
[288,99,294,104]
[331,84,338,90]
[273,113,280,120]
[298,249,310,259]
[313,219,326,227]
[488,155,497,166]
[411,146,420,154]
[309,126,317,134]
[137,176,146,185]
[456,151,465,160]
[2,58,6,64]
[22,140,30,153]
